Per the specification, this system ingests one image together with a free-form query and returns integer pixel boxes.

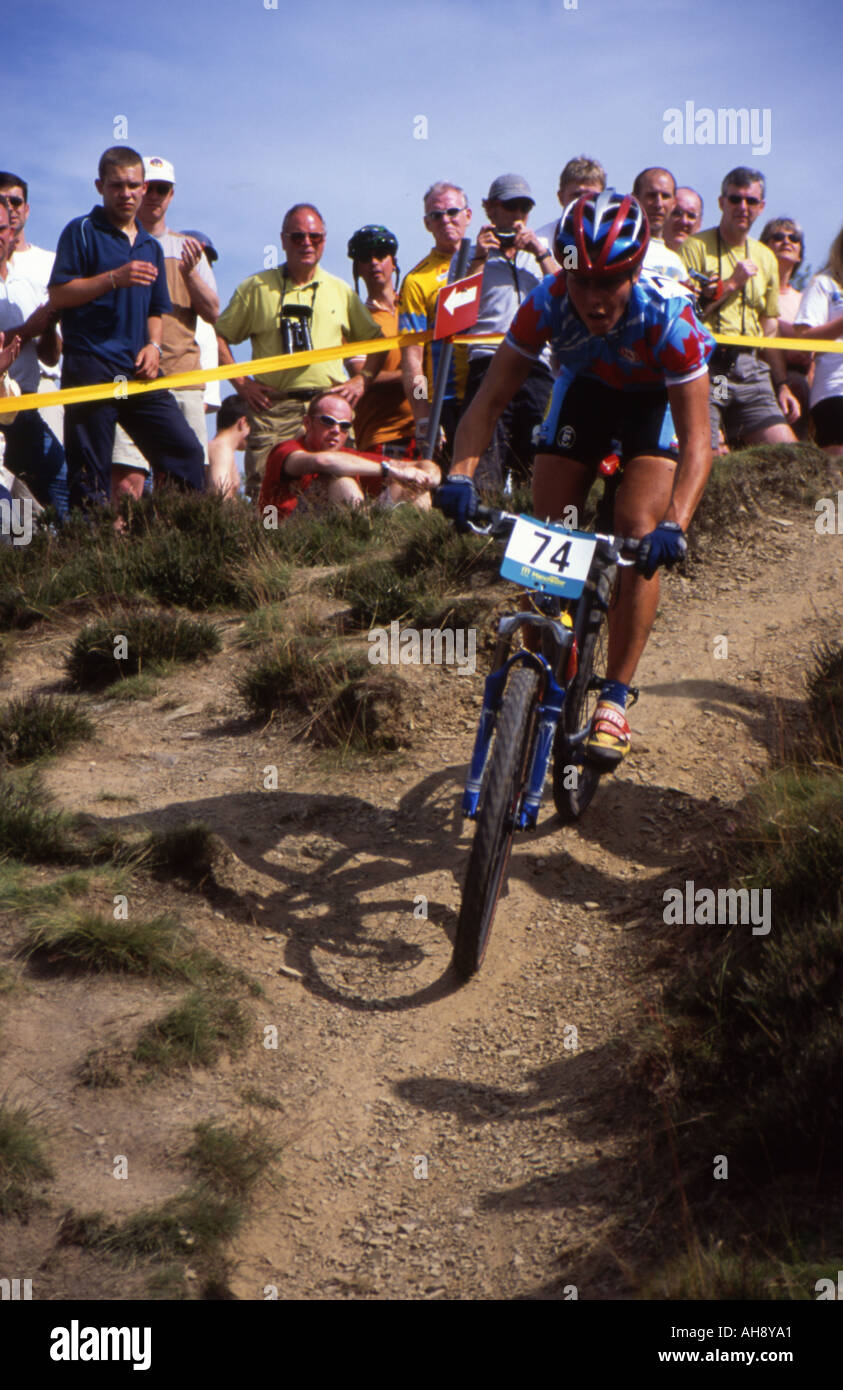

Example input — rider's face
[565,269,637,334]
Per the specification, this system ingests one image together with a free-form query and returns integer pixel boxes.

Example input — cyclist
[436,190,715,766]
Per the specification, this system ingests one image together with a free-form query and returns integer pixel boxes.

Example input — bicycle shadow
[83,765,476,1013]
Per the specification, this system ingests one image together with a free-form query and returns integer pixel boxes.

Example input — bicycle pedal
[628,686,640,707]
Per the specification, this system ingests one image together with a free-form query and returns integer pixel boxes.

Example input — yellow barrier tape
[0,329,431,416]
[1,325,841,416]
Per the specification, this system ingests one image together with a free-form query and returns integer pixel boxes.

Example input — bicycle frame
[461,518,633,831]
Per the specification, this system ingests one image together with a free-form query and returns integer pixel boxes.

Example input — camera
[495,230,517,249]
[279,304,314,354]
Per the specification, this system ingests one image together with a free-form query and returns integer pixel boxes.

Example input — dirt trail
[1,499,840,1300]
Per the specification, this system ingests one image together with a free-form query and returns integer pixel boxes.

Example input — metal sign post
[426,237,473,459]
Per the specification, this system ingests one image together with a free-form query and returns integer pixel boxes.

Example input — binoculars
[279,304,314,355]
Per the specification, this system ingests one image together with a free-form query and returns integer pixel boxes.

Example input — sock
[600,679,629,710]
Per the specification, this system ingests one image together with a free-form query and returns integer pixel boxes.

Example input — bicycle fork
[462,614,572,829]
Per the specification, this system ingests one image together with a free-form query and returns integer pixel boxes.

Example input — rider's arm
[449,342,534,478]
[662,373,713,531]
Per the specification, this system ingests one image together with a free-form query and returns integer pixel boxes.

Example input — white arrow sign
[443,284,478,316]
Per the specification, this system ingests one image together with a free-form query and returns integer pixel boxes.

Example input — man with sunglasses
[399,182,472,461]
[258,390,438,519]
[110,156,220,503]
[217,204,385,499]
[681,167,799,448]
[0,172,68,517]
[459,174,557,490]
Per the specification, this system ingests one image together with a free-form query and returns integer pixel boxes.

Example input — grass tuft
[0,771,74,861]
[21,909,199,979]
[133,992,248,1073]
[66,612,220,690]
[0,694,93,764]
[0,1103,53,1216]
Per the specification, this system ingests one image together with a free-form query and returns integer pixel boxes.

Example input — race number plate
[499,514,598,597]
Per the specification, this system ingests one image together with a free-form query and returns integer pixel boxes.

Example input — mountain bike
[452,505,638,981]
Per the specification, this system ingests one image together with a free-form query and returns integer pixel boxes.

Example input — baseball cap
[179,229,219,262]
[143,156,175,185]
[486,174,534,205]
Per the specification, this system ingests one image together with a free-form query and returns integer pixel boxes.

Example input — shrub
[0,695,93,764]
[67,612,220,689]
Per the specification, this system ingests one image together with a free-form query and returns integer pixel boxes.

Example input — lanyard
[716,229,748,337]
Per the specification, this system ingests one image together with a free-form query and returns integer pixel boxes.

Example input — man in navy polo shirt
[48,145,205,511]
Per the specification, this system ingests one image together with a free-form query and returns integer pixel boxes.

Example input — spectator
[0,193,65,513]
[207,392,249,497]
[111,156,220,502]
[1,170,69,514]
[0,330,22,513]
[759,217,812,437]
[461,174,557,491]
[48,145,205,512]
[216,204,385,499]
[258,390,439,520]
[665,186,703,253]
[0,172,55,293]
[180,229,222,418]
[632,167,687,281]
[681,166,799,450]
[347,225,415,456]
[399,181,472,461]
[534,155,607,247]
[794,224,843,456]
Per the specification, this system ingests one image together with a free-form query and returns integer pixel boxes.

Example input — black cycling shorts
[811,395,843,448]
[536,374,680,467]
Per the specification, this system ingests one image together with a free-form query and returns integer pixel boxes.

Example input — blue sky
[6,0,840,351]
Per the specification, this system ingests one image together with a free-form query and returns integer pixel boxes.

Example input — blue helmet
[554,189,649,277]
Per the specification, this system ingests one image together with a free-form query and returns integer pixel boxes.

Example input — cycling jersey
[506,269,715,391]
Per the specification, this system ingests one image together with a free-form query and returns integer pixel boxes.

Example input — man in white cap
[111,155,219,501]
[458,174,558,490]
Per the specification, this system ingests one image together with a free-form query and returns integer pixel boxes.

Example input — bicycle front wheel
[453,666,541,981]
[553,608,608,821]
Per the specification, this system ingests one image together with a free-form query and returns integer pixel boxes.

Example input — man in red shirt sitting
[258,390,439,521]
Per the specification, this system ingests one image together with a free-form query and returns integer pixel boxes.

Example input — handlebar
[466,505,640,565]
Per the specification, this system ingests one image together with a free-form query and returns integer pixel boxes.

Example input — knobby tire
[453,666,541,981]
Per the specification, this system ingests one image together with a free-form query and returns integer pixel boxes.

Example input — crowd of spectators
[1,144,842,531]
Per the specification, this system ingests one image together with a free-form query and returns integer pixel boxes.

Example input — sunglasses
[356,246,393,261]
[316,414,352,431]
[147,182,173,196]
[726,193,761,206]
[500,199,533,213]
[3,195,24,208]
[287,231,325,245]
[425,206,466,221]
[767,231,801,245]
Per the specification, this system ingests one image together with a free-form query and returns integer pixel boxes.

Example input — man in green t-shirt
[681,166,799,449]
[216,203,385,497]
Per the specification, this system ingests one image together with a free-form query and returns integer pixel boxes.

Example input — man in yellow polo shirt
[216,203,385,497]
[681,166,799,449]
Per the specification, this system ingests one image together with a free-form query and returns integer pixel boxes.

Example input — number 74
[531,531,572,572]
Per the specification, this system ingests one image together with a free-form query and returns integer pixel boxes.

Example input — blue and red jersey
[505,270,715,391]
